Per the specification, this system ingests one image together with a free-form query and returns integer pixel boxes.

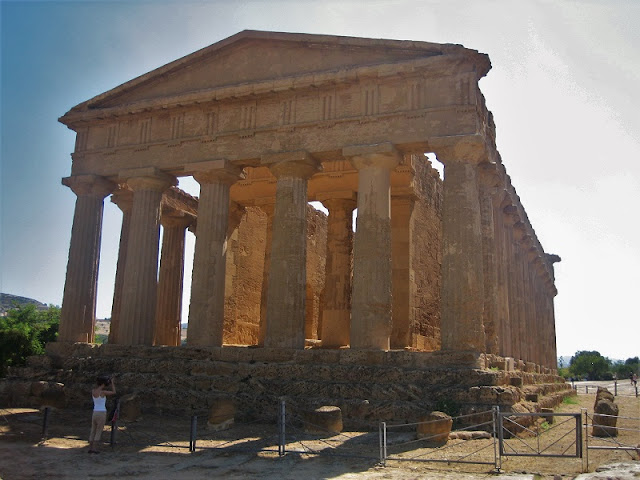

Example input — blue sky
[1,0,638,360]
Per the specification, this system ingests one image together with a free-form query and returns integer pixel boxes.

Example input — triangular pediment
[67,30,478,114]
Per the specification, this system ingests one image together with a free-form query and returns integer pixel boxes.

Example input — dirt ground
[1,391,638,480]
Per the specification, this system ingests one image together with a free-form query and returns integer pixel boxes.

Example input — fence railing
[2,400,638,474]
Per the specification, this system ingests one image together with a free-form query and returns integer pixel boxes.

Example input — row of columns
[59,141,558,368]
[437,150,559,368]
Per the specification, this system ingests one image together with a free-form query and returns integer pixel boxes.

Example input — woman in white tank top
[89,375,116,453]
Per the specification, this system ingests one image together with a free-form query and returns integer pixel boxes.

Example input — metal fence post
[110,399,120,447]
[278,398,286,457]
[492,406,501,472]
[378,422,387,466]
[189,415,198,452]
[41,407,50,439]
[614,380,617,396]
[582,408,588,473]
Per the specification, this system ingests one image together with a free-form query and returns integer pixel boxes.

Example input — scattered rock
[302,406,343,434]
[208,398,236,431]
[118,393,142,422]
[417,411,452,444]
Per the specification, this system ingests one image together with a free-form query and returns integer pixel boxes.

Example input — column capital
[188,159,245,185]
[160,212,193,229]
[262,150,320,179]
[431,136,489,165]
[502,205,520,226]
[478,162,502,190]
[119,167,177,192]
[62,174,115,198]
[316,190,357,210]
[343,142,401,171]
[110,186,134,212]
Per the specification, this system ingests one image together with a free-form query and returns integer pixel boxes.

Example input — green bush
[0,304,60,376]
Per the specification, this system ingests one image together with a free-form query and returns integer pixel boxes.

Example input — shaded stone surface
[302,405,343,434]
[417,411,452,443]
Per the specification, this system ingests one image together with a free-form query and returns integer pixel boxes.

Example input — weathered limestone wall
[411,157,443,350]
[2,344,572,430]
[222,204,327,345]
[305,205,327,340]
[223,206,265,344]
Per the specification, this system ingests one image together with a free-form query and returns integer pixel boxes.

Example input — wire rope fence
[2,399,638,474]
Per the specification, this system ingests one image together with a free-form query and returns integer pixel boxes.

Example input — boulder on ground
[302,406,343,434]
[208,398,236,431]
[592,396,619,437]
[118,393,142,422]
[417,411,452,444]
[595,387,614,404]
[39,382,66,409]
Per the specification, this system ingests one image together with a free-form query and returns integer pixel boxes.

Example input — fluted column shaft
[155,215,192,346]
[479,165,500,354]
[59,175,115,343]
[264,154,318,349]
[513,223,528,362]
[118,169,176,345]
[108,188,133,344]
[390,196,415,349]
[345,144,400,350]
[503,207,520,360]
[188,163,243,347]
[494,193,511,357]
[320,196,356,348]
[439,160,485,352]
[258,203,275,346]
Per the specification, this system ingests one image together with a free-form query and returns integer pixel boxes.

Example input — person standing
[89,375,116,453]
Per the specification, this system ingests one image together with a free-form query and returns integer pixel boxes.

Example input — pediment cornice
[59,30,490,129]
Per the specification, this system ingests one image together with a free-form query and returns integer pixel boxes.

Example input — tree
[569,351,612,380]
[613,357,640,379]
[0,304,60,376]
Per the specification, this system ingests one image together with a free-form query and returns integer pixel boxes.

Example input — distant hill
[0,293,49,315]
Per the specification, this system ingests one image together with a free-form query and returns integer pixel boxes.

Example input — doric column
[478,164,500,355]
[187,160,244,347]
[524,241,539,364]
[108,187,133,344]
[390,195,415,349]
[494,191,511,357]
[155,214,192,346]
[343,143,400,350]
[263,151,319,349]
[522,233,540,363]
[436,144,486,352]
[503,205,521,360]
[513,222,528,362]
[257,201,275,346]
[318,194,356,348]
[545,253,561,369]
[59,175,115,343]
[117,167,176,345]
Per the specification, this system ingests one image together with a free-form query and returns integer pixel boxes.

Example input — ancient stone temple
[13,31,570,425]
[57,30,560,367]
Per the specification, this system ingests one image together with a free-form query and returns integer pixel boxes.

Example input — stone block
[302,406,343,434]
[208,398,236,431]
[40,382,66,409]
[505,357,515,372]
[540,407,554,424]
[417,411,452,444]
[118,393,142,422]
[525,393,539,402]
[510,376,523,387]
[592,399,619,437]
